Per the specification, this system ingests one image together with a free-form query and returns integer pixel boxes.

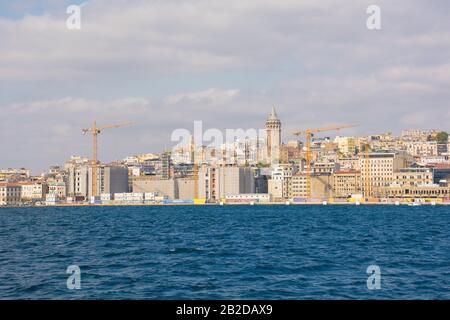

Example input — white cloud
[1,0,450,172]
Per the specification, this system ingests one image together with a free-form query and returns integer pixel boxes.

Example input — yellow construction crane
[82,121,134,198]
[363,142,371,199]
[293,124,358,199]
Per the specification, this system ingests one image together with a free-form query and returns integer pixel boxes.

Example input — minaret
[265,106,281,164]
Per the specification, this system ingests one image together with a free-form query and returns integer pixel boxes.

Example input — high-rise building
[265,106,281,164]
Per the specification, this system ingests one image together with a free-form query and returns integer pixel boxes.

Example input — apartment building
[19,182,48,201]
[359,152,411,197]
[0,183,22,206]
[332,170,361,198]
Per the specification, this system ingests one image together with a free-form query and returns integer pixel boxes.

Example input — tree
[435,131,449,143]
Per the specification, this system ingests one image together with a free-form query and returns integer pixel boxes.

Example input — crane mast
[82,121,134,199]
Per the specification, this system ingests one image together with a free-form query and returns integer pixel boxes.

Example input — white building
[268,164,298,199]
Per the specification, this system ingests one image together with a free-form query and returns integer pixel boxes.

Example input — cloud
[166,88,240,105]
[1,0,450,172]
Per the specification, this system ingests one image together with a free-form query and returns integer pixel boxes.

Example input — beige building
[133,177,177,199]
[392,168,433,187]
[133,177,195,200]
[19,182,48,201]
[289,174,333,200]
[385,184,450,198]
[359,152,411,197]
[332,170,361,198]
[0,183,22,206]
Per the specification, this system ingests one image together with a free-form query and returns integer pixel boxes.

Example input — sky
[1,0,449,173]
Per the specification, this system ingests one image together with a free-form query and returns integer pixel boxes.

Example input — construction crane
[82,121,134,198]
[293,124,358,199]
[363,142,371,199]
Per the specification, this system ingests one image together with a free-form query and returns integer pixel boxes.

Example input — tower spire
[269,106,278,120]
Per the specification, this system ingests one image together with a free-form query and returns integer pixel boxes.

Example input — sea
[0,205,449,299]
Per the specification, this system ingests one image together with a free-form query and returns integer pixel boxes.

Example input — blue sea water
[0,205,449,299]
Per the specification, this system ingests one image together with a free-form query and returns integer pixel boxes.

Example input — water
[0,205,449,299]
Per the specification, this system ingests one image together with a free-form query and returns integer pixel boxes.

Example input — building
[0,183,22,206]
[392,168,433,187]
[133,177,177,199]
[68,165,89,198]
[334,136,357,155]
[268,164,298,199]
[0,168,30,182]
[405,141,438,157]
[68,165,128,200]
[198,166,255,201]
[312,160,340,175]
[19,182,48,201]
[161,151,172,179]
[133,176,195,200]
[176,178,196,200]
[48,178,67,198]
[332,170,361,198]
[385,184,450,199]
[280,140,303,164]
[265,106,281,164]
[289,174,333,200]
[359,152,411,197]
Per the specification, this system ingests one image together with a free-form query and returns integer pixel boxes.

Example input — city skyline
[1,0,450,172]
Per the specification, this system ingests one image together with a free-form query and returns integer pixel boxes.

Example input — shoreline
[1,201,449,208]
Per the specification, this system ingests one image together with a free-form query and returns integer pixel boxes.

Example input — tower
[265,106,281,164]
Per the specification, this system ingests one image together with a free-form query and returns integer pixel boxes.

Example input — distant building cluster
[1,109,450,206]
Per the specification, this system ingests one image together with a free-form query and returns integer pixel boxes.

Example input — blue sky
[1,0,449,173]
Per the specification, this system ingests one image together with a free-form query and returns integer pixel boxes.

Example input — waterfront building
[0,183,22,206]
[132,176,195,200]
[385,184,450,199]
[47,178,67,198]
[359,152,412,197]
[68,165,128,200]
[288,173,333,200]
[392,168,434,187]
[332,170,361,198]
[198,166,255,201]
[19,182,48,201]
[268,164,298,199]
